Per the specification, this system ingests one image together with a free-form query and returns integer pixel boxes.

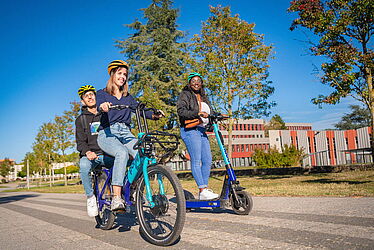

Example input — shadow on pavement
[113,208,138,232]
[0,194,40,204]
[187,207,238,214]
[302,178,372,185]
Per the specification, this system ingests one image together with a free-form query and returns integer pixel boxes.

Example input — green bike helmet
[188,72,203,83]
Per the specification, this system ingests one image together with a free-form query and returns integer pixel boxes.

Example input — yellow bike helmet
[78,85,96,98]
[107,60,129,75]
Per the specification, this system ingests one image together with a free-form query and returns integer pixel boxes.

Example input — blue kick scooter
[185,114,253,215]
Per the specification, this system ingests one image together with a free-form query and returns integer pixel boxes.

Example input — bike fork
[142,157,157,208]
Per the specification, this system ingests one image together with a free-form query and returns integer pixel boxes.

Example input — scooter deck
[186,198,221,208]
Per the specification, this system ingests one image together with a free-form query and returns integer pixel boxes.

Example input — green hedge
[253,144,305,168]
[54,165,79,174]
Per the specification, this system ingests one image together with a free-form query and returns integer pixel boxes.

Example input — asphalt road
[0,191,373,249]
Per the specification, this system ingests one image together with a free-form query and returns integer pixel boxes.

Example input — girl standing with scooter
[177,72,219,200]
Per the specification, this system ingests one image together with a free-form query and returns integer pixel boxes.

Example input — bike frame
[94,105,168,211]
[186,119,240,209]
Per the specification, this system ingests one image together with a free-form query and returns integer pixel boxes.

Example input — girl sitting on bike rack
[96,60,164,211]
[177,72,219,200]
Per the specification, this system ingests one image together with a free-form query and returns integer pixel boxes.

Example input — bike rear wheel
[135,165,186,246]
[94,170,115,230]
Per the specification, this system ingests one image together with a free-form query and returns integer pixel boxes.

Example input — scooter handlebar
[207,113,230,121]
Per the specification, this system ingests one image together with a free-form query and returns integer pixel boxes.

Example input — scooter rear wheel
[231,190,253,215]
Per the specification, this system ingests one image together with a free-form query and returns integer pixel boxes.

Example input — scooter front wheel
[231,190,253,215]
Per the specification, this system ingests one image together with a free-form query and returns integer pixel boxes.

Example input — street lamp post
[26,159,30,190]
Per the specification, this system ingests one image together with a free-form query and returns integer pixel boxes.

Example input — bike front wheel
[135,165,186,246]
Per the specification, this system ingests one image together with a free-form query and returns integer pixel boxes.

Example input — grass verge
[3,170,373,197]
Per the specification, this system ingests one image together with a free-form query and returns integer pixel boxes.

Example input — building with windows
[215,119,313,166]
[269,127,372,167]
[174,119,371,169]
[215,119,371,167]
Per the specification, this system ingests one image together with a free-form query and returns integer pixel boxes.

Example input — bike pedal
[104,194,114,199]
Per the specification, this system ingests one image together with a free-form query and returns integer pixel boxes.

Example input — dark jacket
[96,89,153,129]
[177,85,213,127]
[75,107,103,158]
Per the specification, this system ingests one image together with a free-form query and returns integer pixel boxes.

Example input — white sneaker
[111,196,125,211]
[87,195,98,217]
[199,189,219,200]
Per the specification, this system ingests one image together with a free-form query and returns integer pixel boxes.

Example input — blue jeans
[180,126,212,188]
[79,155,114,197]
[97,122,138,187]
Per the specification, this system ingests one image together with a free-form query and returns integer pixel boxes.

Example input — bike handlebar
[99,103,161,114]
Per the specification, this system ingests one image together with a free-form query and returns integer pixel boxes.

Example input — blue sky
[0,0,358,162]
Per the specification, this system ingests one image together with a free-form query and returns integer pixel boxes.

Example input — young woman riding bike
[96,60,164,211]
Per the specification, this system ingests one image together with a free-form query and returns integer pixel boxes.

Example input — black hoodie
[177,85,213,127]
[75,107,103,158]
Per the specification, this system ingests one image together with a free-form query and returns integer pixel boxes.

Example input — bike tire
[94,170,115,230]
[231,190,253,215]
[135,165,186,246]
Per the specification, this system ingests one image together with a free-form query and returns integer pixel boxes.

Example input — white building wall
[315,131,330,165]
[268,130,282,151]
[280,130,291,147]
[297,131,311,166]
[334,131,347,165]
[357,127,370,148]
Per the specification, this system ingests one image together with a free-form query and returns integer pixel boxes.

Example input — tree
[32,122,58,174]
[288,0,374,155]
[335,104,371,129]
[116,0,190,131]
[22,101,80,180]
[264,114,287,136]
[55,101,80,161]
[190,6,275,158]
[0,158,14,178]
[209,136,223,162]
[54,114,74,161]
[22,152,40,176]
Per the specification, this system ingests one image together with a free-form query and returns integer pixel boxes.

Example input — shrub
[253,145,305,168]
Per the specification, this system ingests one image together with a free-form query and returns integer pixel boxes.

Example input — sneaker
[87,195,98,217]
[111,196,125,211]
[199,189,219,200]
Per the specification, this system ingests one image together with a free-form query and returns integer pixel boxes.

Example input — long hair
[104,67,128,96]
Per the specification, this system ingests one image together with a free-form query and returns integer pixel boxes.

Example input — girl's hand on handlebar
[198,112,209,118]
[99,102,112,112]
[152,109,165,120]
